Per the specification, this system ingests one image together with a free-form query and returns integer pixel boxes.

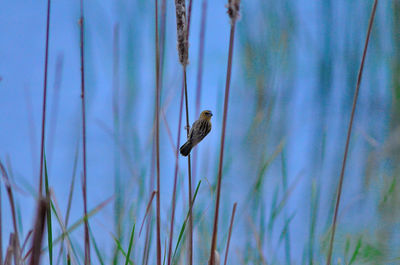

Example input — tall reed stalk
[173,0,193,263]
[326,1,378,264]
[0,162,19,254]
[183,68,193,265]
[29,198,48,265]
[223,203,237,265]
[39,0,51,196]
[79,0,90,263]
[112,23,123,265]
[192,0,208,183]
[167,78,185,265]
[209,1,240,264]
[154,0,162,264]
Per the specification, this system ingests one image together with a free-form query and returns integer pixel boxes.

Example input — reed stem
[155,0,162,264]
[79,0,90,263]
[39,0,51,196]
[326,1,378,264]
[209,1,240,262]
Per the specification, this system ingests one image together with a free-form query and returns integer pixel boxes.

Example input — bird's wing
[190,119,211,144]
[188,122,195,139]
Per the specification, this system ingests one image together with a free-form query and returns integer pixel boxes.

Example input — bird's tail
[180,141,192,156]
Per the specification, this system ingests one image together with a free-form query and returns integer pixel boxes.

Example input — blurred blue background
[0,0,398,264]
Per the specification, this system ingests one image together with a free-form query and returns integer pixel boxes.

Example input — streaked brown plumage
[180,110,213,156]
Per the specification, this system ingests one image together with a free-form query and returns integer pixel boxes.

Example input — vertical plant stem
[159,0,167,79]
[142,141,156,265]
[223,203,237,265]
[183,67,193,265]
[281,151,291,264]
[326,1,378,264]
[210,1,239,261]
[173,0,191,262]
[39,0,51,196]
[155,0,162,264]
[167,75,185,265]
[192,0,208,183]
[112,23,123,265]
[187,0,194,36]
[29,198,48,265]
[79,0,90,263]
[0,161,19,258]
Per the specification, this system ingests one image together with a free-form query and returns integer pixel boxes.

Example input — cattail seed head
[227,0,241,23]
[174,0,189,66]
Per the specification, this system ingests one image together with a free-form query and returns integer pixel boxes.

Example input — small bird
[180,110,213,156]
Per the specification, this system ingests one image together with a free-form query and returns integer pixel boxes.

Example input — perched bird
[180,110,213,156]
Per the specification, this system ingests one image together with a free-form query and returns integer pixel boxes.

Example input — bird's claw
[184,125,190,131]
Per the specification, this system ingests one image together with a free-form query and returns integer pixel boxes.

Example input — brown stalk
[55,143,78,265]
[184,68,194,265]
[325,1,378,264]
[139,190,157,237]
[29,198,48,265]
[0,162,19,248]
[159,0,167,72]
[4,234,15,265]
[155,0,162,264]
[111,23,122,265]
[167,76,185,265]
[142,141,156,265]
[39,0,51,195]
[187,0,194,36]
[79,0,90,263]
[223,203,237,265]
[21,230,33,254]
[51,190,79,265]
[173,0,193,262]
[192,0,208,183]
[209,1,240,264]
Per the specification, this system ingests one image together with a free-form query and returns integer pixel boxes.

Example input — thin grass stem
[155,0,162,264]
[325,1,378,264]
[209,1,240,263]
[0,161,19,248]
[192,0,208,184]
[183,67,194,265]
[112,23,123,265]
[79,0,90,263]
[223,203,237,265]
[29,198,48,265]
[167,76,185,265]
[39,0,51,195]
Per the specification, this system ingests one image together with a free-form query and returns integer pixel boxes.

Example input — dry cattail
[174,0,188,66]
[227,0,241,23]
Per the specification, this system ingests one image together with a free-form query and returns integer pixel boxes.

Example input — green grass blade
[172,180,201,261]
[44,155,53,265]
[112,235,134,265]
[49,201,81,265]
[89,224,105,265]
[349,237,362,265]
[44,196,113,250]
[125,223,136,265]
[163,238,166,265]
